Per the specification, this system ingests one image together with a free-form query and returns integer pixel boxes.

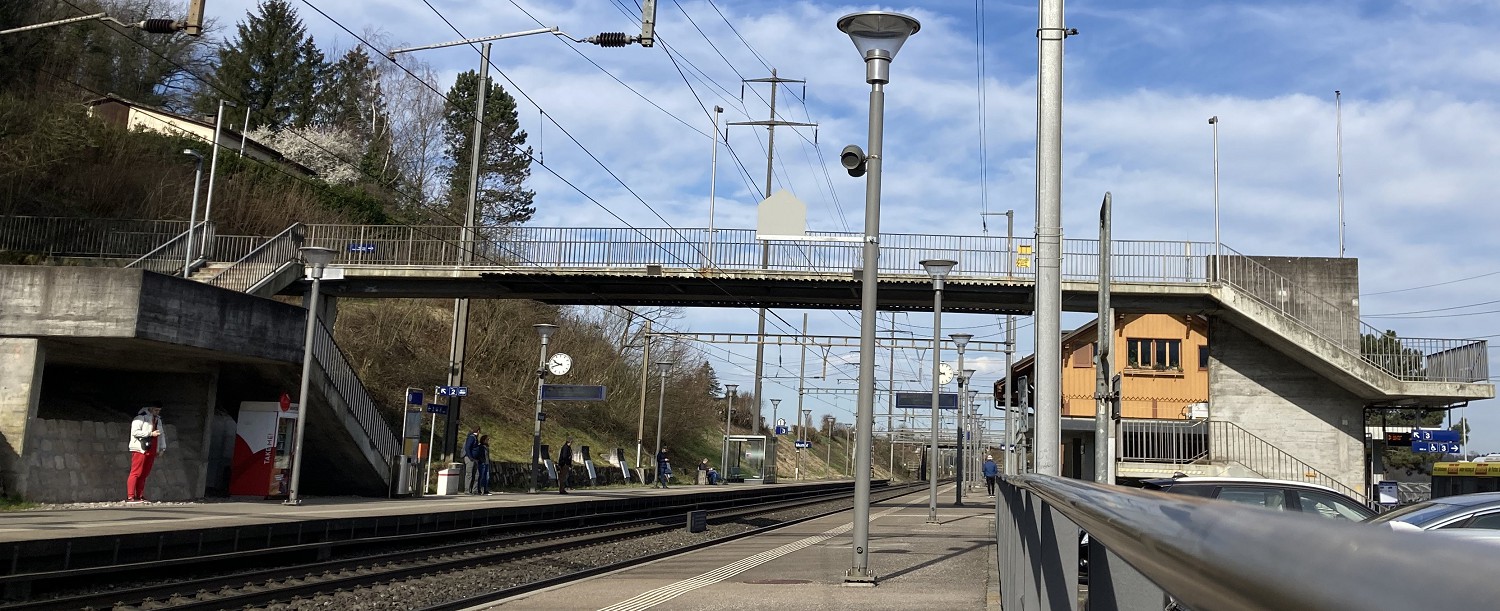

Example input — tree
[440,70,535,227]
[199,0,324,129]
[1361,330,1425,380]
[316,47,399,188]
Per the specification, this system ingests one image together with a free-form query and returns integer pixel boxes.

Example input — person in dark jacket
[462,426,481,494]
[475,435,492,495]
[655,447,671,488]
[983,455,999,497]
[557,438,573,494]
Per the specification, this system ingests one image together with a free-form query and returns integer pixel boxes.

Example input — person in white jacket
[126,402,166,502]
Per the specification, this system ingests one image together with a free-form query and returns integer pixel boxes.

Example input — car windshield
[1367,500,1463,526]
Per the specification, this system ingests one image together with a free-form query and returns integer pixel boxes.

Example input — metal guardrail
[210,235,266,264]
[1118,419,1364,502]
[207,223,304,292]
[0,215,188,259]
[1118,419,1208,464]
[997,474,1497,611]
[124,221,215,276]
[311,319,401,465]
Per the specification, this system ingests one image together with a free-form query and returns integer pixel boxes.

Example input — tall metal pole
[285,271,320,505]
[1335,90,1345,258]
[851,63,886,583]
[199,99,231,261]
[706,106,723,268]
[1209,115,1220,281]
[953,347,966,506]
[444,43,491,465]
[1094,193,1115,484]
[797,313,808,478]
[238,105,251,157]
[653,363,670,470]
[182,152,203,277]
[528,323,554,494]
[1004,316,1016,475]
[1034,0,1067,477]
[722,386,736,479]
[636,319,651,471]
[927,281,944,523]
[888,317,897,477]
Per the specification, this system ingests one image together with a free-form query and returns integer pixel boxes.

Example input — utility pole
[1094,193,1116,484]
[636,318,652,472]
[728,69,814,435]
[1035,0,1072,477]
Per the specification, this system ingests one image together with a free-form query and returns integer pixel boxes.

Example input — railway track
[1,482,925,610]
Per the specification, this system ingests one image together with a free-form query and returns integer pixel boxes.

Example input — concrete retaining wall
[24,418,193,502]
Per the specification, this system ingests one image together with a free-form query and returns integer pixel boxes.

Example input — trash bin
[436,465,464,495]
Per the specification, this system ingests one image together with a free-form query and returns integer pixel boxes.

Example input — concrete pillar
[0,339,44,497]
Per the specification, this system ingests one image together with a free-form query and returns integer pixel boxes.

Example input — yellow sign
[1018,245,1033,255]
[1432,462,1497,476]
[1016,257,1031,269]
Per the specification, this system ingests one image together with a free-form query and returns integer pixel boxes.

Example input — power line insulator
[591,32,630,47]
[140,18,180,33]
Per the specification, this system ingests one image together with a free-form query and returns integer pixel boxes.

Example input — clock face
[938,362,954,385]
[547,353,572,376]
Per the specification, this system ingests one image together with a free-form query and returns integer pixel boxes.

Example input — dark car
[1365,491,1500,530]
[1139,476,1376,521]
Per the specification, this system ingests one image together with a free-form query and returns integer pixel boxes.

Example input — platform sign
[540,384,607,401]
[348,243,376,253]
[406,388,424,405]
[425,403,448,415]
[1413,429,1460,442]
[895,392,959,410]
[1413,440,1460,454]
[775,425,789,436]
[795,440,812,449]
[436,385,469,397]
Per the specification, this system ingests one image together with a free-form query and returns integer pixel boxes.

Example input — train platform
[488,484,998,611]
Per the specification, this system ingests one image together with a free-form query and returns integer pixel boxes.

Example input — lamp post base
[843,568,877,585]
[282,499,303,506]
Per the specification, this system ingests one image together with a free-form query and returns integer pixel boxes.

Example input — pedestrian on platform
[463,426,481,494]
[476,435,492,495]
[126,402,165,502]
[697,458,710,485]
[655,447,671,488]
[557,437,573,494]
[983,455,998,497]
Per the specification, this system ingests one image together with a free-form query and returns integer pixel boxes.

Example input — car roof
[1141,477,1352,495]
[1420,491,1500,507]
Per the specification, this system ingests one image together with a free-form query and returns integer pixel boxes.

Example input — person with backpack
[475,435,492,495]
[655,447,671,488]
[462,426,481,494]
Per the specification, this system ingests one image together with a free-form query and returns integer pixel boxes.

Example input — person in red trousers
[126,402,165,502]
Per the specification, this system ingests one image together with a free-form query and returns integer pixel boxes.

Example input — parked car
[1138,476,1376,521]
[1365,491,1500,530]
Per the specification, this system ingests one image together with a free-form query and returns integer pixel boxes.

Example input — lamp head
[298,246,337,270]
[533,323,559,339]
[182,149,203,160]
[771,398,781,407]
[950,333,973,349]
[1208,116,1218,125]
[655,361,674,374]
[964,368,977,380]
[725,384,739,395]
[920,259,958,281]
[837,11,920,62]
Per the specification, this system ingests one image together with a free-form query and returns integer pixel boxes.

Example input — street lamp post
[199,99,235,261]
[769,398,781,479]
[284,246,337,506]
[722,384,738,484]
[180,149,203,277]
[839,10,919,585]
[951,333,972,506]
[921,258,957,523]
[1209,115,1220,281]
[652,361,673,484]
[528,323,557,494]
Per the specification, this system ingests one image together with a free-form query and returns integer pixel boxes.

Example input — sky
[203,0,1500,451]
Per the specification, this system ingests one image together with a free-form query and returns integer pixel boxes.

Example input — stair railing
[206,223,305,293]
[311,319,401,465]
[125,221,215,276]
[1208,420,1365,502]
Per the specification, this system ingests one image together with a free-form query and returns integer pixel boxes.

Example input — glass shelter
[723,435,777,483]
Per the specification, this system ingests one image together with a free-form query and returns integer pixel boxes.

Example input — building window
[1071,343,1094,368]
[1199,344,1209,370]
[1126,338,1181,371]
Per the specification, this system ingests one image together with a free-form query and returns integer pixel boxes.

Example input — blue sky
[207,0,1500,451]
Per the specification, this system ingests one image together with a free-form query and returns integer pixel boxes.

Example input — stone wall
[24,418,193,502]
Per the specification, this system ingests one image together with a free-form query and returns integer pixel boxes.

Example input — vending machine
[230,401,300,497]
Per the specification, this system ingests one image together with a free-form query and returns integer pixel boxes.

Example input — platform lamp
[840,10,921,584]
[528,323,558,493]
[722,384,738,485]
[180,149,204,277]
[769,398,782,479]
[652,361,674,483]
[920,258,957,523]
[284,246,337,506]
[951,334,973,506]
[964,379,977,491]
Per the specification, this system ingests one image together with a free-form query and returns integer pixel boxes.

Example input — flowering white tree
[246,126,364,186]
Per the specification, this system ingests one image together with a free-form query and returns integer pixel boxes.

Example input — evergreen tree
[199,0,324,129]
[318,47,398,187]
[440,71,535,226]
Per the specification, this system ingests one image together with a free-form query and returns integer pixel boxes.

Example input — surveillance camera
[840,144,867,177]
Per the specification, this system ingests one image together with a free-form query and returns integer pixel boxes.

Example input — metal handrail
[1117,419,1364,501]
[311,319,401,465]
[207,223,305,292]
[124,221,215,276]
[998,474,1497,611]
[0,215,188,259]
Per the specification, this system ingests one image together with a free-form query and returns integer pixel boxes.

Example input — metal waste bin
[436,465,464,495]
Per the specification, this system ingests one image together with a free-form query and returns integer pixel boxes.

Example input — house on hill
[86,94,316,178]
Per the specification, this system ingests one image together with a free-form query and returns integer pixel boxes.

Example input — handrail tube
[125,221,214,275]
[207,223,304,292]
[1002,474,1497,611]
[310,319,401,464]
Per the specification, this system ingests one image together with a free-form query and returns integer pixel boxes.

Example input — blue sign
[436,385,469,397]
[348,244,376,253]
[539,384,607,401]
[795,440,812,449]
[425,403,448,415]
[1413,440,1461,454]
[1413,429,1460,442]
[406,389,423,405]
[895,392,959,410]
[774,425,789,436]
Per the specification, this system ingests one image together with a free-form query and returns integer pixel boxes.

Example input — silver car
[1366,491,1500,530]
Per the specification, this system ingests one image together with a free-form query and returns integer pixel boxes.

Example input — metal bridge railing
[311,319,401,466]
[124,221,215,276]
[1118,419,1364,502]
[997,474,1495,611]
[206,223,304,293]
[0,215,188,259]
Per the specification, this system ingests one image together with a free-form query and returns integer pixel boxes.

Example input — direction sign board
[436,385,469,397]
[895,392,959,410]
[795,440,812,449]
[406,388,424,405]
[1413,440,1461,454]
[774,425,789,436]
[539,384,607,401]
[348,243,376,253]
[425,403,448,415]
[1413,429,1460,442]
[776,418,787,427]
